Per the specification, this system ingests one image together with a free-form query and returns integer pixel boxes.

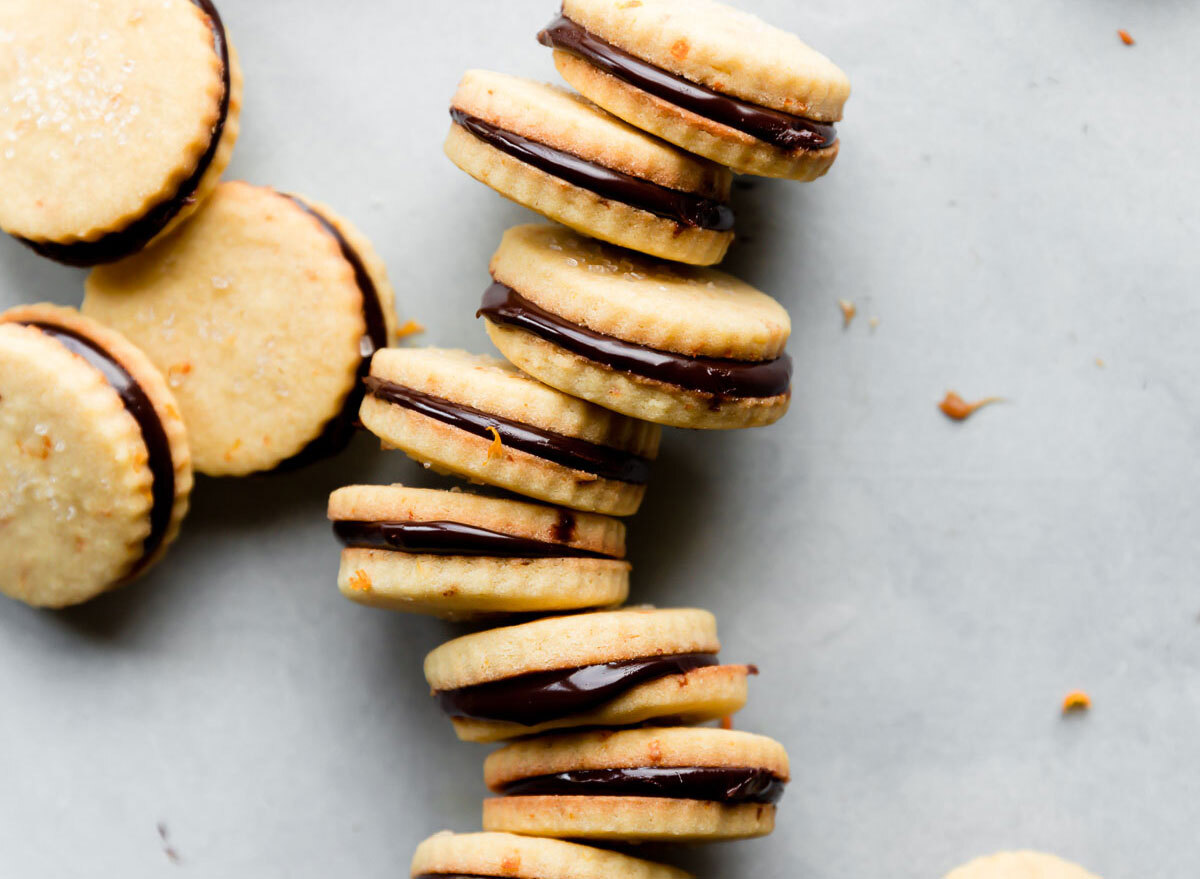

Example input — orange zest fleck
[486,426,504,462]
[1062,690,1092,713]
[394,319,425,340]
[348,569,373,593]
[838,299,857,329]
[1118,29,1135,46]
[720,716,734,731]
[939,391,1003,422]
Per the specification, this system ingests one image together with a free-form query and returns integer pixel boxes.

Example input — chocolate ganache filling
[333,519,617,560]
[363,378,651,484]
[435,653,718,726]
[20,0,234,267]
[21,322,174,576]
[538,15,837,152]
[500,766,786,805]
[479,282,792,399]
[272,195,390,471]
[449,108,734,232]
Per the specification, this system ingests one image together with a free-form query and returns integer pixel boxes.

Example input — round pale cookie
[542,0,848,180]
[328,484,630,619]
[359,347,659,516]
[944,852,1102,879]
[446,70,733,266]
[0,0,243,264]
[83,181,398,476]
[483,728,788,842]
[482,224,791,429]
[411,831,691,879]
[0,305,192,607]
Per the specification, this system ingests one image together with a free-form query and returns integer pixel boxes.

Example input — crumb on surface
[157,822,180,865]
[1118,29,1135,46]
[1062,690,1092,713]
[939,391,1003,422]
[838,299,857,329]
[1095,357,1106,368]
[869,317,880,331]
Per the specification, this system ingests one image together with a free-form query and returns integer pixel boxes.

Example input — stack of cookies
[323,0,850,873]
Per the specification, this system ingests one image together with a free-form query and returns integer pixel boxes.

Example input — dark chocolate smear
[271,195,390,472]
[449,108,734,232]
[478,282,792,399]
[333,519,617,560]
[363,378,651,485]
[500,766,787,805]
[19,0,234,267]
[434,653,718,726]
[21,322,175,577]
[538,15,837,152]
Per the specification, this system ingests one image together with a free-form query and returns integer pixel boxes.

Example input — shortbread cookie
[329,484,629,619]
[446,70,733,266]
[424,607,754,742]
[83,181,397,476]
[411,831,690,879]
[0,305,192,607]
[944,852,1102,879]
[0,0,243,265]
[483,727,788,842]
[359,347,659,516]
[481,225,791,429]
[539,0,849,180]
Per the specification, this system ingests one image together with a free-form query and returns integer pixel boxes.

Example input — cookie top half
[559,0,849,122]
[83,181,397,476]
[489,224,789,361]
[0,0,243,263]
[411,831,691,879]
[944,852,1102,879]
[0,304,192,607]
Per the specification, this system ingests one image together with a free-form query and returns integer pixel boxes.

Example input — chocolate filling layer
[500,766,786,805]
[22,322,175,576]
[449,108,734,232]
[435,653,718,726]
[272,195,390,472]
[364,378,651,484]
[539,15,837,152]
[333,519,617,560]
[20,0,233,267]
[479,282,792,399]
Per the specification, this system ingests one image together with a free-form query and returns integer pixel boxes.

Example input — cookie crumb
[838,299,857,329]
[156,822,180,865]
[1095,357,1106,368]
[394,319,425,340]
[1062,690,1092,714]
[869,317,880,331]
[1118,29,1135,46]
[348,569,372,593]
[939,391,1002,421]
[486,427,504,462]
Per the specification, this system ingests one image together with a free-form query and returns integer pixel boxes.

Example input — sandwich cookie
[328,484,629,619]
[83,181,398,476]
[539,0,849,181]
[481,225,792,429]
[0,305,192,607]
[0,0,243,265]
[446,70,733,266]
[359,347,659,516]
[424,608,754,743]
[944,852,1102,879]
[483,727,789,842]
[411,831,690,879]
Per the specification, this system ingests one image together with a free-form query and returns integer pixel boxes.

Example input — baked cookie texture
[944,852,1103,879]
[411,831,692,879]
[359,347,660,516]
[83,181,397,477]
[482,224,792,429]
[328,484,630,619]
[446,69,733,265]
[0,305,192,607]
[0,0,243,262]
[543,0,849,180]
[482,727,789,842]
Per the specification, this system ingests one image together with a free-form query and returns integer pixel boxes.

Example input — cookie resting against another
[0,305,192,608]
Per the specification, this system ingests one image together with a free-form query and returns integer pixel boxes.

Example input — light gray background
[1,1,1197,876]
